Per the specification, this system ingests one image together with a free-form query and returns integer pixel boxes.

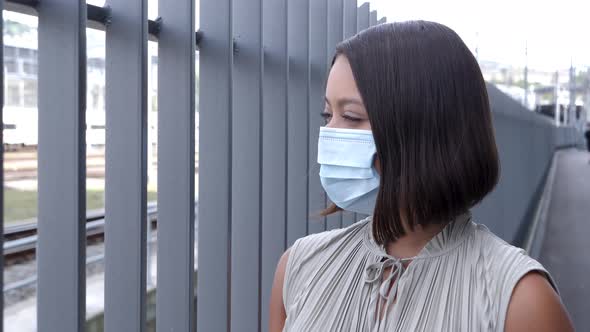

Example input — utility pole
[555,71,560,126]
[524,41,529,109]
[568,58,575,127]
[475,31,479,62]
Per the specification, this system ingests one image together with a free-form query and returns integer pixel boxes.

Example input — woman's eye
[320,111,363,125]
[342,114,362,122]
[320,112,332,123]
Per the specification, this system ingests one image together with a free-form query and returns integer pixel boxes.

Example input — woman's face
[323,55,381,172]
[322,55,371,131]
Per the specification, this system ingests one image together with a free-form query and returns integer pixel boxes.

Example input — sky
[8,0,589,71]
[369,0,590,71]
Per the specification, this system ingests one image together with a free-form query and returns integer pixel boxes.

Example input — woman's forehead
[326,56,363,104]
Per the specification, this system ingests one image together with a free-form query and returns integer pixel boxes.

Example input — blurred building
[479,59,590,129]
[2,13,172,150]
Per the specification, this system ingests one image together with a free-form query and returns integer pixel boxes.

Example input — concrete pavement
[539,148,590,331]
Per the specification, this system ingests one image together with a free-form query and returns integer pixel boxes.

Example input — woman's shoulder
[472,222,557,288]
[470,222,560,329]
[282,217,371,308]
[288,217,371,263]
[286,218,370,270]
[471,222,527,256]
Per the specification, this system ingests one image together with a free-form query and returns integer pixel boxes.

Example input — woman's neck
[384,222,448,259]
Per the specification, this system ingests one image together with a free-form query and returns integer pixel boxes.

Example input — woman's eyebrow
[324,96,363,107]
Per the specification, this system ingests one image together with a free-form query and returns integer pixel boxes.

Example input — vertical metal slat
[36,1,86,330]
[342,0,358,227]
[325,0,345,230]
[308,0,329,235]
[370,10,378,26]
[287,0,310,246]
[343,0,357,39]
[156,0,196,330]
[354,2,370,221]
[231,0,263,329]
[104,0,149,330]
[369,9,378,221]
[261,0,288,329]
[357,2,370,33]
[197,0,233,330]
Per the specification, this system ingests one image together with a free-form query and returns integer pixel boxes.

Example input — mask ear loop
[373,152,381,176]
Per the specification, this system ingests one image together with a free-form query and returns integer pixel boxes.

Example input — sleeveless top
[282,210,559,332]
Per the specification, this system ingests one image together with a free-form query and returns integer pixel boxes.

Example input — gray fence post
[308,0,329,235]
[197,0,233,330]
[358,3,370,33]
[344,0,358,39]
[325,0,345,230]
[156,0,196,330]
[231,0,263,330]
[36,0,86,330]
[357,4,373,224]
[287,0,310,246]
[352,3,370,220]
[260,0,289,330]
[104,0,149,330]
[370,10,378,26]
[341,0,358,228]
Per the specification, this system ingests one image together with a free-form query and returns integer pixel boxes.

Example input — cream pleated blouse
[282,211,558,332]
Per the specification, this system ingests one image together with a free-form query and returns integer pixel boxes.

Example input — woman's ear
[374,156,381,175]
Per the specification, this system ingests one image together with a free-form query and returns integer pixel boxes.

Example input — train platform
[539,148,590,331]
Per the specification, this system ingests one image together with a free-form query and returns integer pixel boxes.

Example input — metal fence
[198,1,384,331]
[473,84,579,246]
[0,0,385,331]
[1,0,581,332]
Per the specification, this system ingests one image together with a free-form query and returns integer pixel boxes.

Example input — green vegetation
[4,188,158,225]
[4,19,33,37]
[575,69,589,87]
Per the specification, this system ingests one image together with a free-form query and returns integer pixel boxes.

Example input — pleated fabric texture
[282,210,559,332]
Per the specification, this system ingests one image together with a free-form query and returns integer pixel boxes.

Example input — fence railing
[1,0,386,331]
[474,84,579,247]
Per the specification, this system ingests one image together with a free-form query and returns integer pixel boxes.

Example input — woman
[585,122,590,163]
[269,21,573,331]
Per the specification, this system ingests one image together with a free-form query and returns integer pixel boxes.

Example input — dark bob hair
[323,21,500,245]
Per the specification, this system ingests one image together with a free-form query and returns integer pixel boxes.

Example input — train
[3,107,109,150]
[2,108,165,151]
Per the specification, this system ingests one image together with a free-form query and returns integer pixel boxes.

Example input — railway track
[4,202,159,259]
[3,203,160,293]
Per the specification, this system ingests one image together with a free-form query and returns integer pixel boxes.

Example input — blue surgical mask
[317,126,380,215]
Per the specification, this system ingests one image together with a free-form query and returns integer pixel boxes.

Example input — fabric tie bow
[364,257,408,299]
